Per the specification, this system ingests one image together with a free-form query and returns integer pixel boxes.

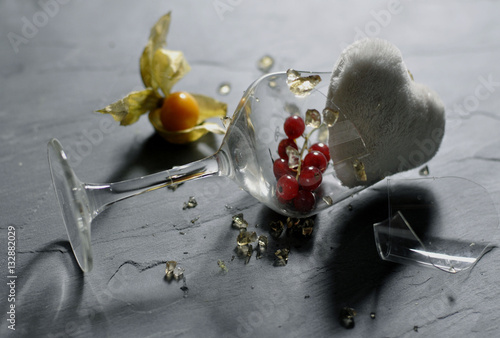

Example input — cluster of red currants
[273,115,330,212]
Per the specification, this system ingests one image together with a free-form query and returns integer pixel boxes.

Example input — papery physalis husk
[97,11,227,144]
[96,89,159,126]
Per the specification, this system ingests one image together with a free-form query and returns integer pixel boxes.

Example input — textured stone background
[1,0,500,337]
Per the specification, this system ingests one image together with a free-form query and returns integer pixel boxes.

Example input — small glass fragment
[217,82,231,96]
[322,196,333,206]
[286,146,301,169]
[305,109,322,128]
[269,220,285,239]
[256,235,268,259]
[269,80,277,88]
[258,235,268,249]
[370,312,376,319]
[419,165,429,176]
[173,266,184,279]
[339,307,356,329]
[183,196,198,210]
[413,326,419,332]
[322,107,340,127]
[237,230,257,246]
[217,259,228,272]
[165,261,180,280]
[232,213,249,230]
[245,244,253,264]
[190,217,199,224]
[221,116,232,129]
[348,204,353,211]
[274,248,290,266]
[257,55,274,73]
[352,159,367,182]
[236,244,250,257]
[286,69,322,97]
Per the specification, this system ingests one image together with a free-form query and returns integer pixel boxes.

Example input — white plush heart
[326,38,445,187]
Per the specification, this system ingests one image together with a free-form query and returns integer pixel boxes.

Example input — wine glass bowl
[48,70,367,272]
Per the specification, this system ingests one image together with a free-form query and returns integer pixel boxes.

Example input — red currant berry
[303,150,328,172]
[278,138,298,159]
[309,142,331,161]
[273,158,292,179]
[293,190,316,212]
[298,166,322,191]
[284,115,305,139]
[276,174,299,201]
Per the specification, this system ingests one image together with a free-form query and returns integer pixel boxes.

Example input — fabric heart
[326,38,445,187]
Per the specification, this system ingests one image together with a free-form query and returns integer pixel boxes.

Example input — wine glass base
[47,139,93,272]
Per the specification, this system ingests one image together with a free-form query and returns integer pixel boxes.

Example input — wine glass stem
[85,154,224,217]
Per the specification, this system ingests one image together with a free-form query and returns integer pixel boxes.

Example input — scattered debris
[217,259,228,272]
[269,220,285,239]
[190,216,200,224]
[183,196,198,210]
[165,261,184,281]
[274,248,290,266]
[370,312,376,319]
[232,213,248,230]
[419,165,429,176]
[339,307,356,329]
[413,326,419,332]
[237,230,257,246]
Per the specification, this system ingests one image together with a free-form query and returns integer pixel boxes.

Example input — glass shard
[322,196,333,206]
[237,230,257,246]
[183,196,198,210]
[221,116,232,129]
[370,312,376,319]
[232,213,249,230]
[217,82,231,96]
[286,69,321,97]
[258,235,268,249]
[419,165,429,176]
[322,108,339,127]
[257,55,274,73]
[274,248,290,266]
[270,220,285,239]
[165,260,178,279]
[352,160,367,182]
[305,109,321,128]
[173,266,184,279]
